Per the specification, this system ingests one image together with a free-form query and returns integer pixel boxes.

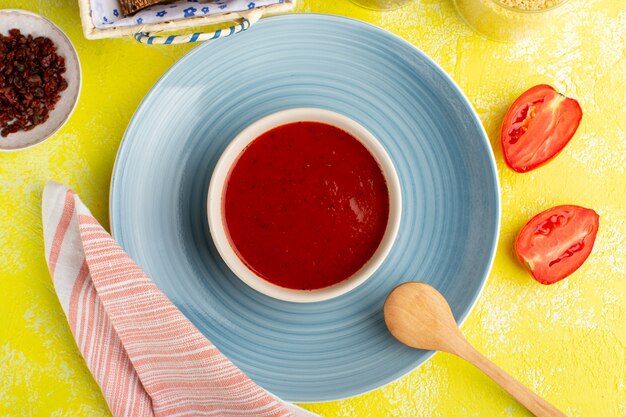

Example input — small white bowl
[208,108,402,303]
[0,10,81,151]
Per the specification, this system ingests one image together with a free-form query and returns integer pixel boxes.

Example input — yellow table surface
[0,0,624,416]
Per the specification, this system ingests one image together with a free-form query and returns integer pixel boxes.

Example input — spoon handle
[454,340,567,417]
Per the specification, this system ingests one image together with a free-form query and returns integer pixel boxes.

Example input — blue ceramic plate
[111,14,500,402]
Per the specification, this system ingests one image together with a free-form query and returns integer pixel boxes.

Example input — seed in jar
[498,0,561,9]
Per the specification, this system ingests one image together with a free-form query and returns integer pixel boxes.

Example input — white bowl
[208,108,402,303]
[0,10,81,151]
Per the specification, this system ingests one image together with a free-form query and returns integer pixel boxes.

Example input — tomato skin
[501,85,582,173]
[515,205,599,285]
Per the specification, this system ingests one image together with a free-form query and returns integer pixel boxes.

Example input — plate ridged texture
[110,14,500,402]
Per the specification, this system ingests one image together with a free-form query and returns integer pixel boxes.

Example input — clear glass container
[349,0,411,10]
[453,0,571,42]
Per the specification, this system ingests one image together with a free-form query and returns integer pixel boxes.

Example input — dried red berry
[0,29,67,137]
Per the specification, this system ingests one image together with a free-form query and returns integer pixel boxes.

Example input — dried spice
[0,29,67,137]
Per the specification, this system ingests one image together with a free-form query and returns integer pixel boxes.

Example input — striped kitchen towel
[42,181,316,417]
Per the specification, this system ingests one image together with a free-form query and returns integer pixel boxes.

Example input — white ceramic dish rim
[207,108,402,303]
[0,9,81,151]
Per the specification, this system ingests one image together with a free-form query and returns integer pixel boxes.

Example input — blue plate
[111,14,500,402]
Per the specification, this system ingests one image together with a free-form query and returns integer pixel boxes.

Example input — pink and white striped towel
[42,181,317,417]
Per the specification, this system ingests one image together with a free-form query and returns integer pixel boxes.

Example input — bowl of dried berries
[0,9,80,151]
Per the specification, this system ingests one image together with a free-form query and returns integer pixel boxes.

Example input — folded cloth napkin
[42,182,316,417]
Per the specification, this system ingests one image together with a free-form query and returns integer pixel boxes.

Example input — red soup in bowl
[208,108,401,303]
[223,121,390,290]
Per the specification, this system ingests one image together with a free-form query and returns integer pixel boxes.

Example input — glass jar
[453,0,571,42]
[349,0,411,10]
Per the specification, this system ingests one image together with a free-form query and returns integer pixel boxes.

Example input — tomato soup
[223,121,389,290]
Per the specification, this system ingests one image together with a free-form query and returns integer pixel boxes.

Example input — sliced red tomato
[515,205,599,285]
[501,84,582,172]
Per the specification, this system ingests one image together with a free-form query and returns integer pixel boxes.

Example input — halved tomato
[501,85,582,172]
[515,205,599,285]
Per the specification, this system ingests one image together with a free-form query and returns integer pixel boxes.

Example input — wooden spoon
[384,282,567,417]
